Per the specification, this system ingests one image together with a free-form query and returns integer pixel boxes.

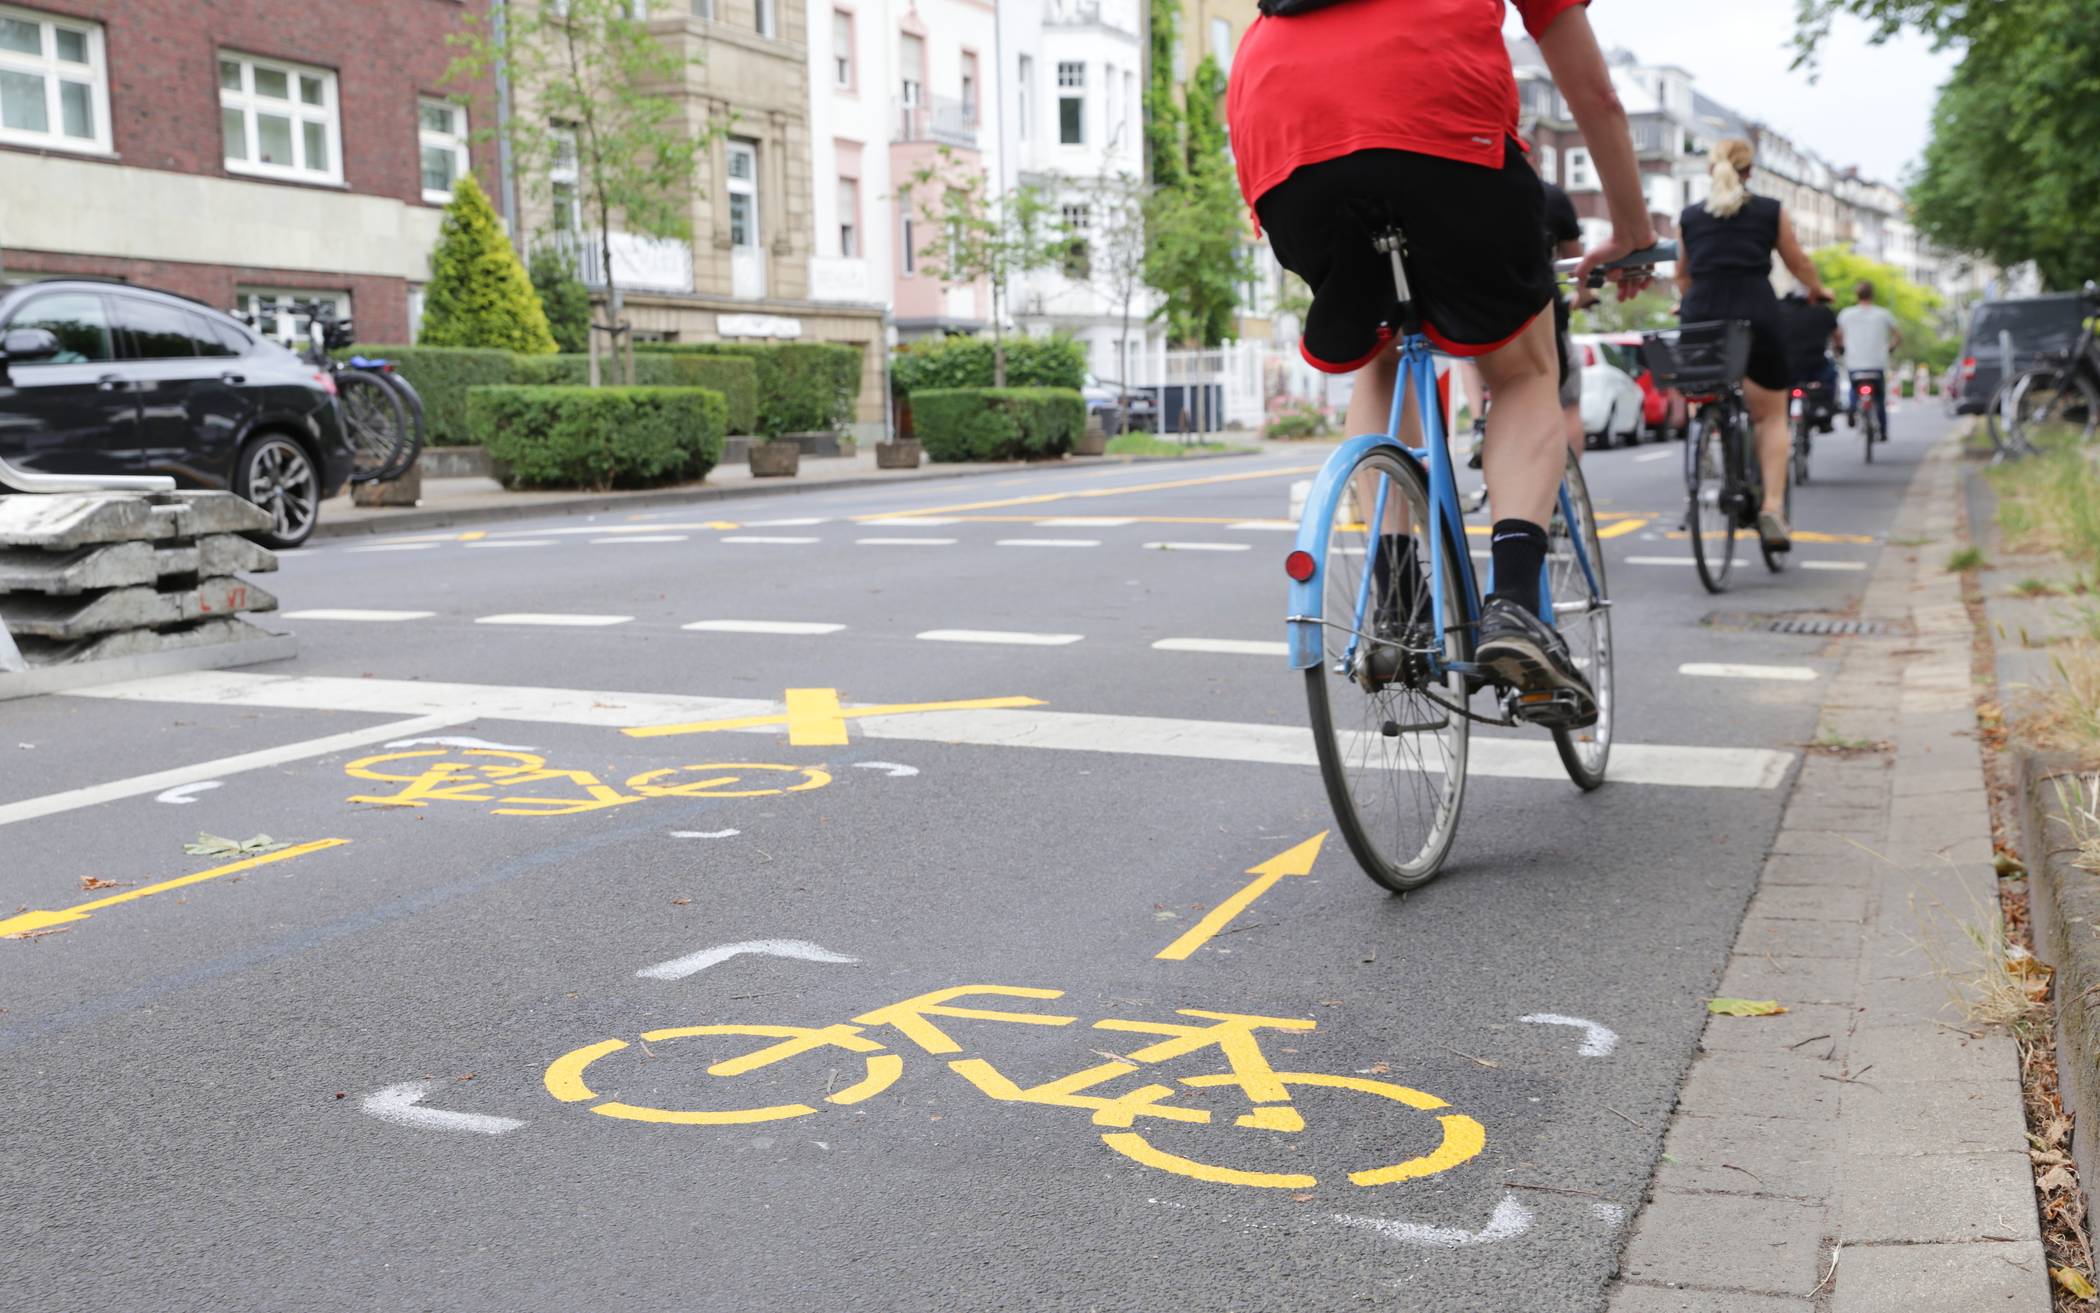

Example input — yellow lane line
[0,838,352,938]
[623,693,1046,741]
[1596,518,1652,539]
[456,530,489,542]
[1156,832,1327,962]
[856,464,1323,520]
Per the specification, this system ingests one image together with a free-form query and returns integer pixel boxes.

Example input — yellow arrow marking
[1156,832,1328,962]
[623,693,1045,742]
[0,838,351,939]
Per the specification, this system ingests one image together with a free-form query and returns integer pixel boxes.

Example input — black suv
[0,279,352,547]
[1951,292,2088,417]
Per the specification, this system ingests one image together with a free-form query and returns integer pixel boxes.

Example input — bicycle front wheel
[1548,453,1612,790]
[2012,369,2100,453]
[1303,446,1470,892]
[1687,415,1735,594]
[336,371,408,485]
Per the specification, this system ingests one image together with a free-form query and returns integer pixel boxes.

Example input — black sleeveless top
[1679,195,1781,279]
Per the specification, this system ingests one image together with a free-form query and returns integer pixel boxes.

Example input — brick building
[0,0,499,345]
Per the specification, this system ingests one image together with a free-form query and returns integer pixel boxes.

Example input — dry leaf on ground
[183,833,290,858]
[78,877,121,891]
[2051,1266,2096,1298]
[1707,998,1789,1017]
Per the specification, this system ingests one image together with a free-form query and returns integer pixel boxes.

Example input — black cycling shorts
[1255,139,1556,372]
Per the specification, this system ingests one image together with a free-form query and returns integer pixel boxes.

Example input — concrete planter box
[747,441,801,478]
[1073,428,1109,457]
[418,446,494,479]
[351,461,422,507]
[876,440,923,470]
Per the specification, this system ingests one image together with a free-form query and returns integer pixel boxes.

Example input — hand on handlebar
[1573,226,1661,304]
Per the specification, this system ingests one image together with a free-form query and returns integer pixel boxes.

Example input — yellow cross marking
[623,692,1045,744]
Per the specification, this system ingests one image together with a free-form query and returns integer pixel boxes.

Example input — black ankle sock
[1487,518,1548,617]
[1373,532,1421,620]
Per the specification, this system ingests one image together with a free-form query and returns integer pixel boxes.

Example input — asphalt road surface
[2,404,1942,1311]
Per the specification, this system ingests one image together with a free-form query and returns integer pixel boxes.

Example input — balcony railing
[894,94,979,148]
[550,229,694,295]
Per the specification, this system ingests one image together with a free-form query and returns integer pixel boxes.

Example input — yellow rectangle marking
[0,838,351,938]
[1596,518,1651,539]
[784,688,850,747]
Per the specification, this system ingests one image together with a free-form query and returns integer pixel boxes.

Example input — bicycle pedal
[1505,688,1595,730]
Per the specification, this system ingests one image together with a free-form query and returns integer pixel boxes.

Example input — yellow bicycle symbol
[543,985,1485,1191]
[344,749,830,817]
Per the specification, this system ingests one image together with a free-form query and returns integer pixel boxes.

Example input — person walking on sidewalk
[1675,137,1833,553]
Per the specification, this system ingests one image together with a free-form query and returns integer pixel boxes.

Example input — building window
[837,175,859,258]
[236,287,350,350]
[0,5,109,153]
[1122,71,1134,146]
[960,50,978,124]
[550,124,582,232]
[1060,203,1091,279]
[754,0,776,38]
[900,209,915,274]
[899,33,923,107]
[1057,61,1084,145]
[726,138,757,249]
[418,98,468,203]
[1016,54,1033,140]
[1208,17,1232,72]
[832,9,854,89]
[1536,143,1558,184]
[1646,173,1678,216]
[1563,146,1597,193]
[220,51,341,184]
[690,0,714,17]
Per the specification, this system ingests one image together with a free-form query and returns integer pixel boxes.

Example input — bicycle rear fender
[1286,432,1409,670]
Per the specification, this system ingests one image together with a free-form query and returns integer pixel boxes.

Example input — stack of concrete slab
[0,491,294,696]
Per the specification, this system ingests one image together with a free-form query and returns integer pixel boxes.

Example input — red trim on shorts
[1420,307,1544,359]
[1300,325,1394,375]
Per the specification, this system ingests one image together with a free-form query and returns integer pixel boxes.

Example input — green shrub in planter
[467,385,726,489]
[890,335,1086,400]
[638,342,860,436]
[340,345,517,446]
[508,353,759,434]
[910,387,1086,462]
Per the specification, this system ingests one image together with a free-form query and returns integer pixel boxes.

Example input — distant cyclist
[1228,0,1654,721]
[1675,137,1833,552]
[1780,288,1839,433]
[1838,281,1901,442]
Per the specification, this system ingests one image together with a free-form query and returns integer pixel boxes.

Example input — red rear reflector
[1791,388,1803,398]
[313,371,338,396]
[1861,385,1874,395]
[1961,356,1976,380]
[1284,550,1316,582]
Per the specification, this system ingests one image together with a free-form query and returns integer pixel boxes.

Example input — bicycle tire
[372,370,426,481]
[336,371,408,485]
[1863,400,1876,463]
[1303,446,1470,892]
[1687,413,1735,594]
[2011,368,2100,453]
[1792,409,1811,486]
[1549,453,1612,790]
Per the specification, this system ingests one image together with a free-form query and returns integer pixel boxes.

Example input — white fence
[1131,337,1476,436]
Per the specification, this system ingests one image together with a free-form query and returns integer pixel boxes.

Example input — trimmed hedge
[467,385,727,490]
[340,345,516,446]
[508,353,759,435]
[638,341,861,437]
[910,387,1086,462]
[890,335,1087,399]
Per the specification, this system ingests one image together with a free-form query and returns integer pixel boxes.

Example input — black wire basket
[1642,320,1753,394]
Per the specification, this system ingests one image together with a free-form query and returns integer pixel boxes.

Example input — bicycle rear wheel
[1862,400,1877,463]
[337,371,408,485]
[2011,369,2100,453]
[1548,453,1612,790]
[1304,445,1470,892]
[1687,414,1735,594]
[374,371,426,481]
[1791,410,1811,485]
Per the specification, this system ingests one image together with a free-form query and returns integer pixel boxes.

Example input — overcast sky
[1507,0,1959,184]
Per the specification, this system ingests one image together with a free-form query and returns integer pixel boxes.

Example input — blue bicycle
[1284,231,1671,890]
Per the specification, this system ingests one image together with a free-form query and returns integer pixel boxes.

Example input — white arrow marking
[638,938,858,981]
[1332,1196,1534,1248]
[383,735,540,751]
[154,780,223,805]
[361,1081,526,1136]
[853,762,919,778]
[670,828,740,839]
[1519,1013,1619,1057]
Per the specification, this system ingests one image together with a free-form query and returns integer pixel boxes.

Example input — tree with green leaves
[448,0,714,381]
[1794,0,2100,288]
[900,148,1064,388]
[419,174,559,353]
[1143,0,1184,191]
[1145,55,1248,347]
[529,245,591,354]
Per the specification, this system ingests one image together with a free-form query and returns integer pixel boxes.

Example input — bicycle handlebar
[1553,241,1678,288]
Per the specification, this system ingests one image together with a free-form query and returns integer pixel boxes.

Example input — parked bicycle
[236,302,422,484]
[2001,281,2100,454]
[1645,320,1789,594]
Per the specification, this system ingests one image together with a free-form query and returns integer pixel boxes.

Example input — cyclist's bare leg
[1563,402,1584,462]
[1476,311,1563,527]
[1744,380,1790,516]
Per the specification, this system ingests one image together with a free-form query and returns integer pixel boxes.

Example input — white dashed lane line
[1625,555,1751,568]
[996,538,1101,548]
[916,629,1085,646]
[1153,638,1290,656]
[588,535,689,544]
[721,536,822,545]
[1800,560,1868,571]
[682,620,845,635]
[856,537,959,546]
[1039,517,1136,527]
[1633,450,1675,463]
[744,517,828,526]
[1680,662,1819,682]
[474,613,633,627]
[1145,542,1251,552]
[281,609,436,622]
[862,516,962,527]
[467,539,557,548]
[346,543,440,553]
[1228,520,1296,531]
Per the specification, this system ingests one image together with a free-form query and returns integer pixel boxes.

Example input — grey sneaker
[1476,598,1597,729]
[1757,510,1792,552]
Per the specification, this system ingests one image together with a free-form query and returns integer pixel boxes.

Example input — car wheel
[235,432,322,549]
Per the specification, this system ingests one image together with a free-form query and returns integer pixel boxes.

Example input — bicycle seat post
[1372,228,1419,335]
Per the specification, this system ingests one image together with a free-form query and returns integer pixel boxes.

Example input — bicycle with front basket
[1284,230,1671,891]
[1644,320,1788,595]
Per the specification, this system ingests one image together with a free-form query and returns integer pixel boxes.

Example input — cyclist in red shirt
[1229,0,1654,716]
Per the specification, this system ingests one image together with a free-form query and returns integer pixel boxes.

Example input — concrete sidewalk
[1608,438,2049,1311]
[312,442,1267,540]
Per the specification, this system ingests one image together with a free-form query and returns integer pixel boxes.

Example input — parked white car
[1571,334,1648,448]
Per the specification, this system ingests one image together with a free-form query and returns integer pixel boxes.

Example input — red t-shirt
[1227,0,1589,209]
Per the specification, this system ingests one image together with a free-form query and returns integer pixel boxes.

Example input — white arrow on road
[638,938,858,981]
[853,762,919,777]
[1332,1195,1534,1248]
[362,1081,526,1136]
[1518,1013,1619,1057]
[154,781,223,805]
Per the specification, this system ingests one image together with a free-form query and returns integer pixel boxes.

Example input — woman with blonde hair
[1676,137,1832,550]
